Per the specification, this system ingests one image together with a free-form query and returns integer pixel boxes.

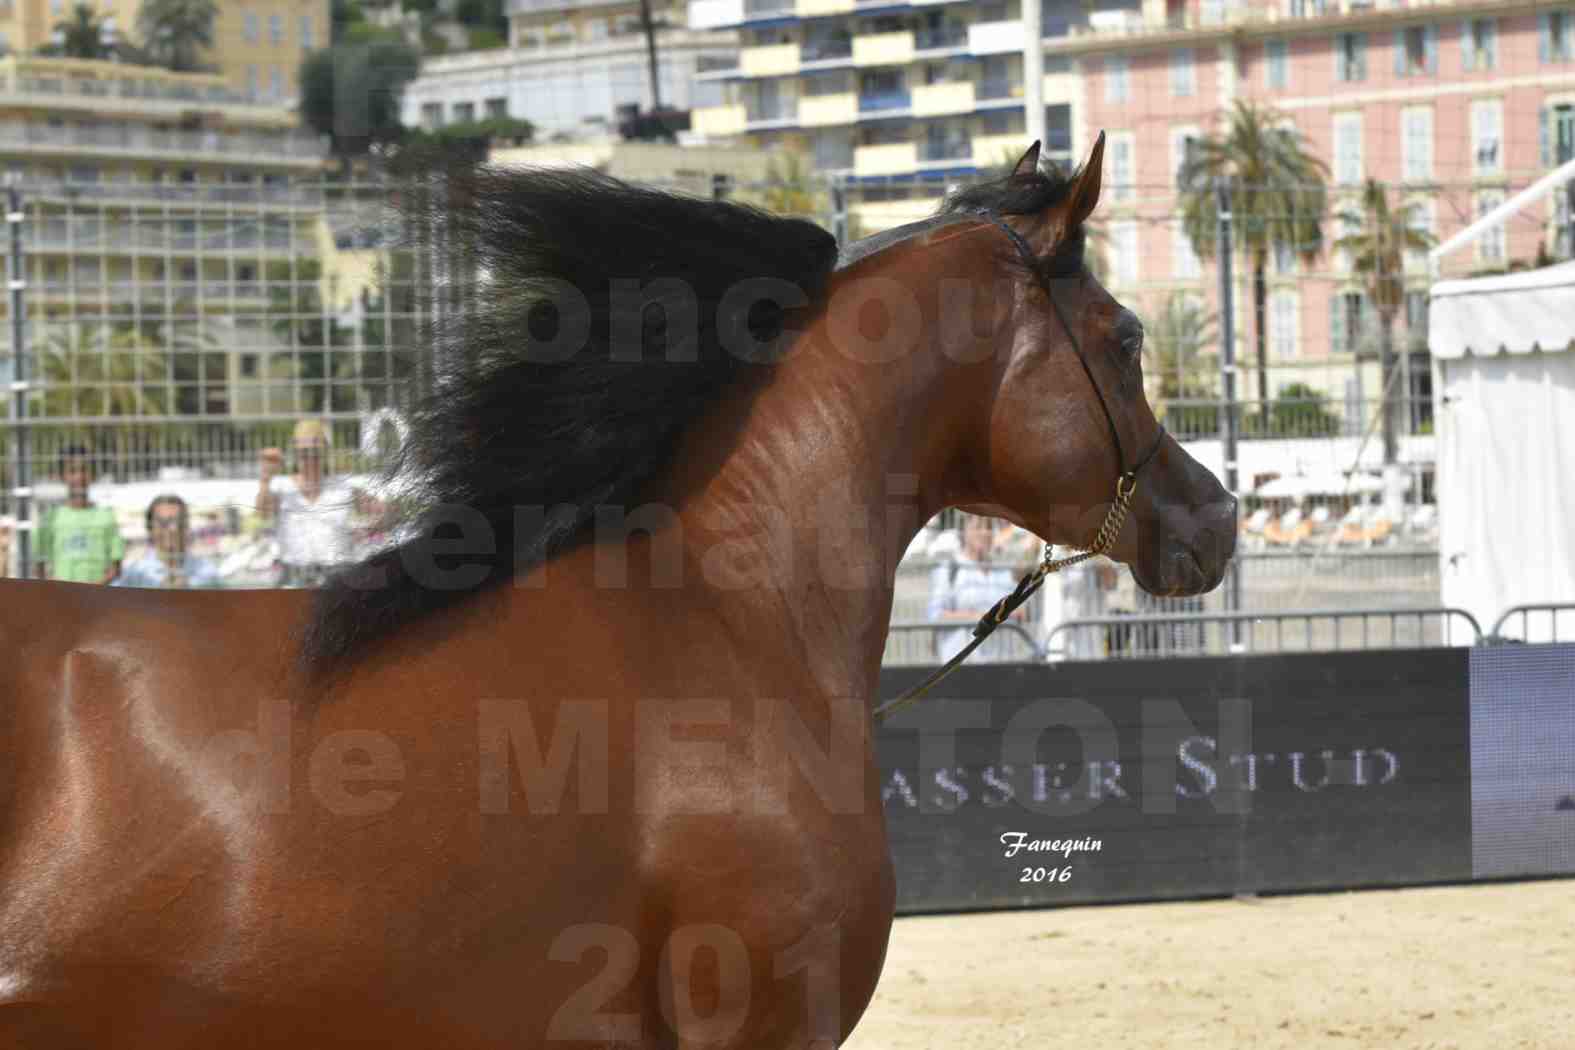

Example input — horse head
[942,134,1236,596]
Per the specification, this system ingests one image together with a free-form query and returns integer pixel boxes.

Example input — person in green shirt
[33,445,124,585]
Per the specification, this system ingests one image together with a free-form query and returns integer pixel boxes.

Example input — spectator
[34,445,124,585]
[1060,557,1120,659]
[926,514,1029,663]
[0,515,13,578]
[255,420,358,588]
[115,495,222,589]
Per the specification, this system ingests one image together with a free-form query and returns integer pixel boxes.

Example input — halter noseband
[873,210,1170,722]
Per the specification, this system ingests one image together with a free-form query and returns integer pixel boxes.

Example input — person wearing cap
[255,420,358,588]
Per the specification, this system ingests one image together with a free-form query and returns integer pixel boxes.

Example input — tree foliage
[299,40,422,168]
[137,0,217,73]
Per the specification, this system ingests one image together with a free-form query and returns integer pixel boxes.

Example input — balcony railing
[858,91,911,112]
[743,0,795,17]
[0,122,327,162]
[9,75,266,108]
[745,103,795,123]
[25,182,325,207]
[697,54,741,73]
[25,226,306,253]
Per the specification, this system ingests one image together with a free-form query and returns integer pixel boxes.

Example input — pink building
[1064,0,1575,420]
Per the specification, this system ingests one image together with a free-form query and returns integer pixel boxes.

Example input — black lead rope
[873,212,1167,723]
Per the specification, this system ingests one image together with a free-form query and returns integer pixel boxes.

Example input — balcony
[854,141,918,176]
[912,80,974,116]
[796,0,854,13]
[853,30,915,66]
[7,73,262,109]
[972,133,1026,168]
[744,102,798,128]
[857,91,911,114]
[975,78,1022,104]
[968,19,1025,55]
[0,121,327,166]
[692,103,748,136]
[25,225,305,255]
[740,42,801,76]
[799,92,858,126]
[743,0,797,18]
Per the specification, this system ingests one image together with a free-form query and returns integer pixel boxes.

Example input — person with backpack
[33,444,124,585]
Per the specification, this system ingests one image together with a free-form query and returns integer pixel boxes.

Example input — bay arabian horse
[0,137,1235,1048]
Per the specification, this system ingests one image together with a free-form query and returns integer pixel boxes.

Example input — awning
[1429,260,1575,359]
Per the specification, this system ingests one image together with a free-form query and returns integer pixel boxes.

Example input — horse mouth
[1133,546,1225,598]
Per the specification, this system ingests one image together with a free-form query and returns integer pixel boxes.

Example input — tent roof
[1429,260,1575,359]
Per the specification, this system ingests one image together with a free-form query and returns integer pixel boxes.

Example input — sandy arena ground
[844,879,1573,1050]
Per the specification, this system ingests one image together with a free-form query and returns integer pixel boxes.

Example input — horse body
[1,139,1235,1047]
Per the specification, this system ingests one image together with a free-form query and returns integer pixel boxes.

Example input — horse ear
[1012,141,1041,178]
[1066,132,1107,228]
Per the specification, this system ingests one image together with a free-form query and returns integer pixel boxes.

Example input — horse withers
[0,136,1233,1048]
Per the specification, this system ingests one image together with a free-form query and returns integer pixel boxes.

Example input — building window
[243,10,259,43]
[1172,220,1201,279]
[1105,56,1129,104]
[1476,190,1505,263]
[1266,39,1288,88]
[1402,106,1432,183]
[1111,221,1139,286]
[269,67,282,100]
[1334,112,1362,184]
[1545,103,1575,167]
[269,13,283,44]
[420,101,443,129]
[1394,24,1437,76]
[300,15,314,49]
[1405,199,1435,272]
[1471,99,1502,175]
[1331,290,1367,357]
[246,65,258,98]
[453,101,476,124]
[1108,132,1135,203]
[1271,291,1298,359]
[485,97,507,118]
[1541,11,1573,63]
[1171,127,1201,190]
[1335,32,1367,81]
[1170,48,1195,97]
[1463,18,1496,71]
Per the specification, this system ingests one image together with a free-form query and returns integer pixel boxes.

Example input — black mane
[302,167,837,673]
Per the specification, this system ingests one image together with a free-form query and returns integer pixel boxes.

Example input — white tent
[1429,261,1575,642]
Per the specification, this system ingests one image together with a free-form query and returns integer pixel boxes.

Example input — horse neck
[670,260,984,698]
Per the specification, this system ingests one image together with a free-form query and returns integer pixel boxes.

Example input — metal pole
[6,182,28,578]
[639,0,663,113]
[1216,178,1242,637]
[830,175,848,246]
[1566,179,1575,260]
[1022,0,1046,152]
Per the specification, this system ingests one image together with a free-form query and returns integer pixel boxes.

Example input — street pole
[6,182,28,578]
[1216,178,1242,639]
[1022,0,1045,152]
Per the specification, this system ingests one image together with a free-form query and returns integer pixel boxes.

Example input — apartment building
[0,0,328,103]
[688,0,1575,411]
[0,55,345,420]
[401,0,738,140]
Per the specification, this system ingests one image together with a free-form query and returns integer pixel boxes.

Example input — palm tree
[1143,292,1218,436]
[137,0,217,73]
[1333,179,1435,464]
[1178,100,1328,419]
[48,4,116,60]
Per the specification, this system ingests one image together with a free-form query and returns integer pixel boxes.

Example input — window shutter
[1357,34,1367,79]
[1541,13,1552,63]
[1331,293,1348,357]
[1542,107,1552,168]
[1462,20,1474,71]
[1425,25,1438,72]
[1394,30,1406,76]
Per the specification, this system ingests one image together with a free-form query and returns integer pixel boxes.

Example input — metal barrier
[1486,603,1575,645]
[882,620,1044,666]
[1041,607,1484,662]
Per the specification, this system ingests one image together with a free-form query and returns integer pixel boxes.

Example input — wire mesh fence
[0,172,1453,613]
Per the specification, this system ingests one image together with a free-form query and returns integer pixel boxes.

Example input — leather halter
[873,211,1168,722]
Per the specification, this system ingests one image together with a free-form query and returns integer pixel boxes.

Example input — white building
[401,0,738,141]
